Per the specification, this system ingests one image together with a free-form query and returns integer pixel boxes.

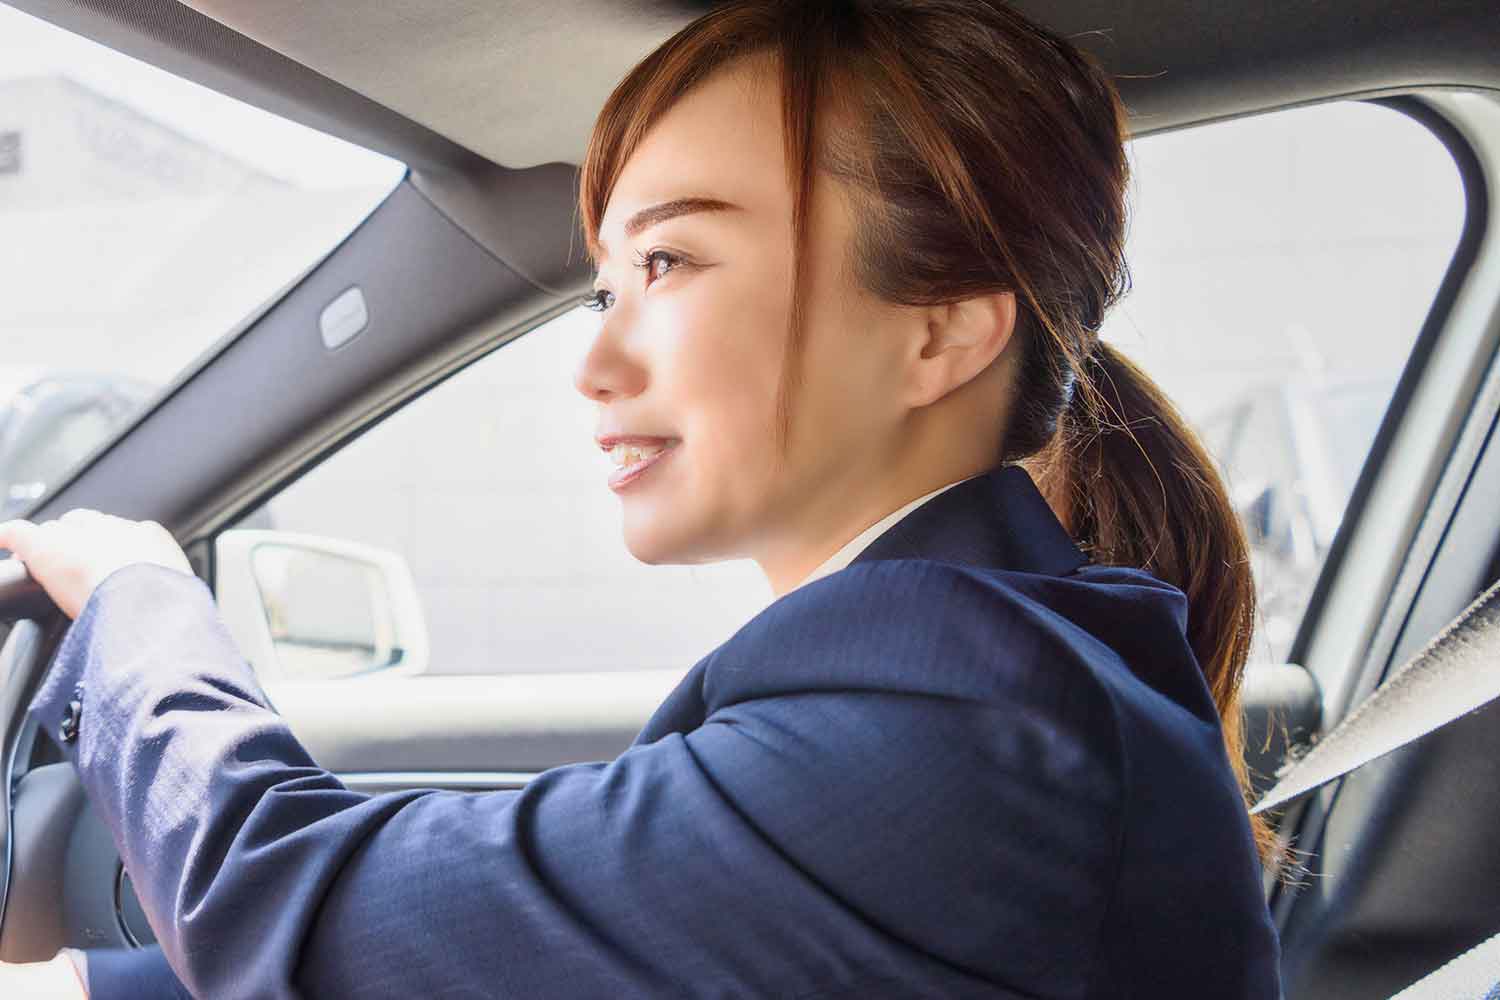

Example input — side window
[223,313,770,683]
[1102,100,1463,663]
[219,99,1465,686]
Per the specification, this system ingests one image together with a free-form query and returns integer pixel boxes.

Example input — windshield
[0,5,405,517]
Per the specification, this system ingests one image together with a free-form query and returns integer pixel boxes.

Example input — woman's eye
[581,288,615,312]
[634,248,685,286]
[583,250,688,312]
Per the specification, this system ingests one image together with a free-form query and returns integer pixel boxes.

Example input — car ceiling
[175,0,714,170]
[13,0,1500,172]
[9,0,1494,302]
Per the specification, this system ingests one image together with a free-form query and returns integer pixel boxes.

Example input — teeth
[609,442,668,468]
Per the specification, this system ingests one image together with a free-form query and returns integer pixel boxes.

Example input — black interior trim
[21,178,569,541]
[1391,397,1500,667]
[1276,373,1500,1000]
[0,620,70,960]
[1269,94,1497,991]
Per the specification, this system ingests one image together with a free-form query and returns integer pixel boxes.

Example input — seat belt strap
[1251,578,1500,816]
[1387,929,1500,1000]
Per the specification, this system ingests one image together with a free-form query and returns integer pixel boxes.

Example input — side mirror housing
[215,530,429,682]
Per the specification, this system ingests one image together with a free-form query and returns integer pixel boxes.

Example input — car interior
[1,2,1499,997]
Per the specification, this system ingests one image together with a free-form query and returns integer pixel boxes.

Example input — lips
[607,439,678,491]
[596,433,678,451]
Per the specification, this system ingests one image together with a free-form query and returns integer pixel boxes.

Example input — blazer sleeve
[28,561,1125,1000]
[83,946,190,1000]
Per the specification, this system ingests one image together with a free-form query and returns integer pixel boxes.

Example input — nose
[572,312,646,403]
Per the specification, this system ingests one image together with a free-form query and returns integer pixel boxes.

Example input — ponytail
[1024,342,1276,870]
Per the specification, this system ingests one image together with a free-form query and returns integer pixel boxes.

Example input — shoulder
[687,562,1134,977]
[702,557,1214,740]
[703,558,1131,712]
[778,556,1190,639]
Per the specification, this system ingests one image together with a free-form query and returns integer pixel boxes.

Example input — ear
[904,291,1019,408]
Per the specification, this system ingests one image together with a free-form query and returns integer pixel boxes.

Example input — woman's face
[576,58,947,591]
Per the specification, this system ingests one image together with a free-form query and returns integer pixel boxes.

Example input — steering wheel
[0,560,144,962]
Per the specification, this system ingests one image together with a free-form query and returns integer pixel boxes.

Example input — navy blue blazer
[29,464,1281,998]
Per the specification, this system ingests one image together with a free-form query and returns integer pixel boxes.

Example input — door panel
[261,671,681,773]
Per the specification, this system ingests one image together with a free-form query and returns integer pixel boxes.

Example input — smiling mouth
[608,441,671,468]
[607,440,679,491]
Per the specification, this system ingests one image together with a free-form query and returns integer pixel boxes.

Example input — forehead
[598,59,790,246]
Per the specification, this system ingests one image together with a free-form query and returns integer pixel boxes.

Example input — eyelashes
[580,288,614,313]
[633,247,685,283]
[581,248,688,312]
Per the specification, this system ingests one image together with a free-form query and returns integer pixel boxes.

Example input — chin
[619,504,691,566]
[619,495,734,568]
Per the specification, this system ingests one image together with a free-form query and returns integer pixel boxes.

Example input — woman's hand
[0,510,194,620]
[0,953,88,998]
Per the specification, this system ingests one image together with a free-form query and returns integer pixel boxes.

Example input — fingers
[1,511,180,558]
[6,510,115,538]
[0,518,38,560]
[2,511,117,561]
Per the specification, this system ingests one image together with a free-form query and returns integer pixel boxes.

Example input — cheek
[651,277,789,479]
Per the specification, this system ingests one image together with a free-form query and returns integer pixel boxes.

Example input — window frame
[1285,93,1496,722]
[186,91,1494,700]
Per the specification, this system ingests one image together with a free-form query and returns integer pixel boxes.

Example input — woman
[0,1,1281,996]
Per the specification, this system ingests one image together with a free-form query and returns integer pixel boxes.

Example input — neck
[757,462,989,599]
[754,378,1010,598]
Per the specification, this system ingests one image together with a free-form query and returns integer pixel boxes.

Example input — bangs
[578,19,763,263]
[577,4,840,269]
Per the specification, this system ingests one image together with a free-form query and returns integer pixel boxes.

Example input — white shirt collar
[789,473,985,594]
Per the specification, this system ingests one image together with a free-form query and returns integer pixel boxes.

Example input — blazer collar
[632,463,1090,746]
[847,464,1087,578]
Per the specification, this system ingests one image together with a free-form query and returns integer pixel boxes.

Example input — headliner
[5,0,1497,297]
[10,0,1500,170]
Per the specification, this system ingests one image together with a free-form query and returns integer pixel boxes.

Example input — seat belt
[1387,930,1500,1000]
[1249,579,1500,1000]
[1251,577,1500,816]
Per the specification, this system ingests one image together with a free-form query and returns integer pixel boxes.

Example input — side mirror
[215,530,429,682]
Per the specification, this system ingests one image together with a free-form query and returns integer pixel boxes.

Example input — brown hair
[579,0,1275,871]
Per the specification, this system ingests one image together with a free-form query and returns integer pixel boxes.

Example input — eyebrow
[594,197,742,260]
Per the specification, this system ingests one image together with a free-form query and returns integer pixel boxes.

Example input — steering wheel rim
[0,602,74,960]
